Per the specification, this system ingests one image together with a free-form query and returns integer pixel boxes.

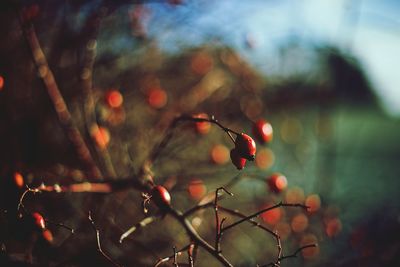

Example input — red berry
[235,133,256,161]
[253,119,273,143]
[230,148,246,170]
[42,229,54,243]
[32,212,46,230]
[151,185,171,210]
[105,90,123,108]
[267,173,287,193]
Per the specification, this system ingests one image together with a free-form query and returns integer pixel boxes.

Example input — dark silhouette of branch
[18,18,102,179]
[119,216,157,243]
[169,208,233,267]
[214,187,233,252]
[147,114,241,167]
[222,202,309,232]
[260,244,318,267]
[154,244,191,267]
[88,211,122,267]
[44,219,75,234]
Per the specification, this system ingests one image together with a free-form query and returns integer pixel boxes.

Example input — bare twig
[214,187,233,252]
[183,173,242,218]
[154,245,190,267]
[80,9,117,179]
[88,211,121,267]
[148,115,240,167]
[218,207,277,238]
[44,219,75,234]
[173,246,179,267]
[260,244,318,267]
[169,209,233,267]
[18,21,102,179]
[119,216,157,243]
[188,243,195,267]
[17,186,40,212]
[222,202,309,233]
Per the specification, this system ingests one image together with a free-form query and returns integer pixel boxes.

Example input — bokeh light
[188,179,207,200]
[90,125,110,149]
[194,113,211,135]
[13,172,24,188]
[260,204,282,225]
[285,187,305,204]
[267,173,288,193]
[305,194,321,214]
[210,144,229,165]
[105,90,124,108]
[325,217,342,238]
[0,75,4,91]
[300,234,320,259]
[291,213,309,233]
[255,148,275,169]
[148,88,168,109]
[191,51,214,75]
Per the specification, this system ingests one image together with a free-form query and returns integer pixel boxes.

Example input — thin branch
[188,243,195,267]
[261,244,318,267]
[18,20,102,179]
[88,211,122,267]
[20,177,151,195]
[214,187,233,252]
[17,186,40,212]
[169,209,233,267]
[280,244,317,261]
[154,245,190,267]
[183,173,242,218]
[222,202,309,233]
[44,219,75,234]
[80,8,117,179]
[147,115,240,167]
[218,207,277,238]
[173,246,179,267]
[119,216,157,243]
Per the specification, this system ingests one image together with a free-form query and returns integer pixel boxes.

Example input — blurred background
[1,0,400,266]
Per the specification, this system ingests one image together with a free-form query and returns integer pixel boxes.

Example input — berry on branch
[32,212,46,230]
[235,133,256,161]
[230,148,246,170]
[151,185,171,211]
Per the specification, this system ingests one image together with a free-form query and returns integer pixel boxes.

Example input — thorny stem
[88,211,121,267]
